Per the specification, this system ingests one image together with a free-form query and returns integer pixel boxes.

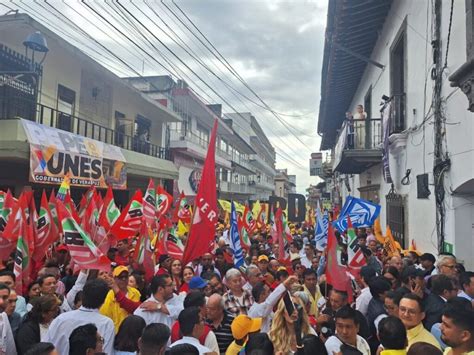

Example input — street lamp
[23,31,49,69]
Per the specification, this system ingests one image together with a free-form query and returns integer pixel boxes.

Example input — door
[57,84,75,132]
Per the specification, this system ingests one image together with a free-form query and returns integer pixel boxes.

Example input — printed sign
[22,119,127,189]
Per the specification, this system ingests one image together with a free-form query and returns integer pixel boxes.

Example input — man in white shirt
[356,266,376,318]
[46,278,114,354]
[459,271,474,304]
[134,274,184,328]
[301,244,315,269]
[325,306,371,355]
[0,283,16,355]
[170,307,216,355]
[248,275,297,332]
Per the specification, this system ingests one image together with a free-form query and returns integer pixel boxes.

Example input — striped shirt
[207,311,235,354]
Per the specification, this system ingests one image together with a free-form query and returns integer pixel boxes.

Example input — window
[386,189,406,248]
[390,21,407,133]
[57,84,75,132]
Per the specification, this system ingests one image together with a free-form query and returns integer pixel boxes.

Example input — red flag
[32,191,58,261]
[275,208,290,266]
[3,193,28,243]
[56,200,111,271]
[143,179,156,226]
[182,119,219,265]
[156,185,173,219]
[173,191,192,224]
[134,218,156,282]
[110,190,143,240]
[13,208,34,294]
[237,215,251,251]
[64,193,81,224]
[325,223,353,303]
[0,190,18,259]
[48,191,62,235]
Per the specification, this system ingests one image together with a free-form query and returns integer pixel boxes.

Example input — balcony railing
[169,128,231,160]
[32,104,171,160]
[219,181,255,194]
[333,118,383,174]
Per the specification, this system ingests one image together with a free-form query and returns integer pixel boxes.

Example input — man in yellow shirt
[100,265,141,332]
[440,300,474,355]
[399,293,441,350]
[302,269,322,317]
[378,316,407,355]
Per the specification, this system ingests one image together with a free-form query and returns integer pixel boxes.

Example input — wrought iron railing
[31,103,170,160]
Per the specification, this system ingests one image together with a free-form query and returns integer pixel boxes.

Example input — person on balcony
[345,111,354,149]
[354,104,367,148]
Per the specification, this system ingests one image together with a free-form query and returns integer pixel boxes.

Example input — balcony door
[57,84,75,132]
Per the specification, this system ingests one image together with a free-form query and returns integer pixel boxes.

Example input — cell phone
[283,291,295,315]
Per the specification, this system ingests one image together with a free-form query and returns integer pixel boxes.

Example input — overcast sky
[5,0,327,193]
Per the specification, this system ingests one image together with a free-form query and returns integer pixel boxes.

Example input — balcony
[219,181,256,195]
[333,118,382,174]
[231,154,256,175]
[169,128,232,168]
[249,153,276,176]
[33,104,172,161]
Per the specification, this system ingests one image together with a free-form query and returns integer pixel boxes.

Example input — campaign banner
[22,119,127,189]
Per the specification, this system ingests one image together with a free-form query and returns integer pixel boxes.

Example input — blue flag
[229,201,244,268]
[333,196,381,232]
[314,202,329,251]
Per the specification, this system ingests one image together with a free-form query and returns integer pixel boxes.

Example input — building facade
[0,14,179,206]
[125,76,277,203]
[317,0,474,268]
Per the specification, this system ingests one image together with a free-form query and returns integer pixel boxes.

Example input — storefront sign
[22,119,127,189]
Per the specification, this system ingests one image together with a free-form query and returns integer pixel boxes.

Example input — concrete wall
[334,0,474,266]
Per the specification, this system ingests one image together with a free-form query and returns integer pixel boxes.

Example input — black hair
[319,281,332,298]
[114,315,146,352]
[276,269,289,280]
[442,299,474,334]
[420,253,436,263]
[140,323,170,354]
[301,334,328,355]
[166,344,199,355]
[73,291,83,308]
[184,291,206,308]
[28,294,60,323]
[69,323,98,355]
[208,273,222,283]
[386,290,406,306]
[383,266,400,280]
[0,283,10,294]
[378,316,407,350]
[302,269,317,280]
[81,279,109,309]
[179,307,201,336]
[24,342,56,355]
[460,272,474,291]
[201,271,219,281]
[369,276,392,300]
[150,274,171,294]
[37,274,57,287]
[400,293,425,312]
[0,270,15,282]
[407,342,442,355]
[332,289,348,301]
[252,282,267,303]
[215,248,224,256]
[245,333,274,355]
[431,275,455,296]
[335,305,359,326]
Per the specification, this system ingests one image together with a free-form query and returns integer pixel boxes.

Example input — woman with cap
[269,296,317,354]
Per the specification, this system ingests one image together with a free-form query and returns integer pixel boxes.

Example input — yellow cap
[112,265,129,277]
[257,255,269,262]
[231,315,262,340]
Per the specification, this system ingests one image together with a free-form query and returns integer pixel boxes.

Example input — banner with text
[22,119,127,189]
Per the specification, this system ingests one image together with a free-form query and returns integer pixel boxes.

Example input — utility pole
[432,0,450,253]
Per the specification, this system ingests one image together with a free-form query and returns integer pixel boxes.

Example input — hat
[257,255,269,263]
[112,265,129,277]
[231,315,262,340]
[56,244,68,252]
[158,254,171,264]
[277,266,287,272]
[189,276,208,290]
[290,253,301,262]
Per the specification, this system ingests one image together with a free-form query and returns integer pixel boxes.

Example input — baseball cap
[189,276,208,290]
[257,255,269,262]
[56,244,68,252]
[231,315,262,340]
[112,265,129,277]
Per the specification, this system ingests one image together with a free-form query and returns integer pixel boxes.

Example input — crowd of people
[0,224,473,355]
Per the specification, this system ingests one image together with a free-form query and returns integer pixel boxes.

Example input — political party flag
[252,200,260,221]
[110,190,143,240]
[243,204,256,235]
[229,201,244,268]
[32,191,58,261]
[143,179,156,226]
[64,193,80,224]
[346,217,367,271]
[134,218,155,281]
[13,208,33,295]
[218,199,231,214]
[156,185,173,219]
[325,223,353,302]
[256,203,267,230]
[167,227,185,261]
[373,217,385,244]
[314,202,329,251]
[383,226,401,257]
[48,191,61,234]
[0,190,15,234]
[275,208,290,264]
[56,200,110,271]
[333,196,381,232]
[183,119,218,265]
[173,191,192,224]
[3,193,28,243]
[99,187,120,232]
[281,212,293,245]
[176,220,188,237]
[56,174,71,202]
[237,216,251,250]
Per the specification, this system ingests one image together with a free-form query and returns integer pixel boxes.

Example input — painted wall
[333,0,474,266]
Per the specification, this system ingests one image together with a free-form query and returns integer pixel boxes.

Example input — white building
[317,0,474,268]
